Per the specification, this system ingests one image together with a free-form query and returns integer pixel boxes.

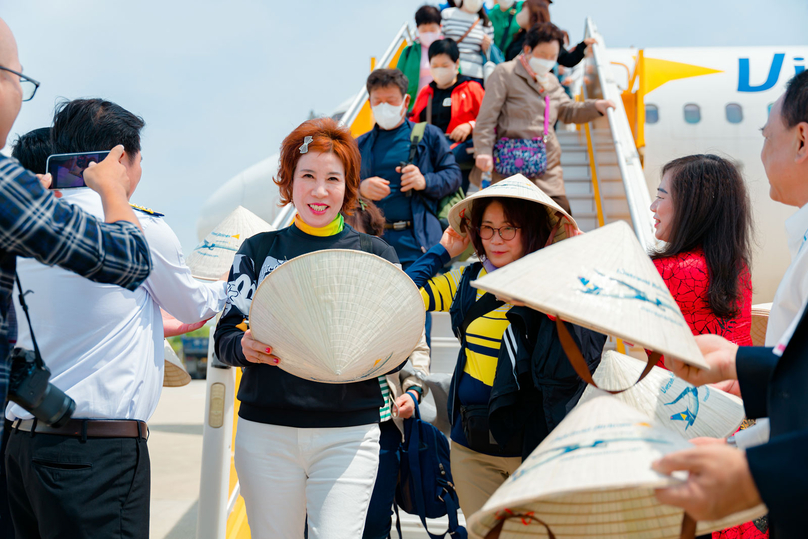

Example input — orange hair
[274,117,361,215]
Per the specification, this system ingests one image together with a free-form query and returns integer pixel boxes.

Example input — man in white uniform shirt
[4,99,226,539]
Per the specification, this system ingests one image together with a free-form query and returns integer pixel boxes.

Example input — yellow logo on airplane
[644,57,723,95]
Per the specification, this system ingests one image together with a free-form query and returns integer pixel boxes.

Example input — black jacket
[489,306,606,460]
[736,305,808,538]
[214,224,402,428]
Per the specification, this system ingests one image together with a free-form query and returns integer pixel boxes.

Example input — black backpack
[395,394,466,539]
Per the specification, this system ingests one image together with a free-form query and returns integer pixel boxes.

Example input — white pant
[234,419,381,539]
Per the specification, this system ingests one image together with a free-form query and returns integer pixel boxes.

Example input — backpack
[395,394,466,539]
[409,122,465,230]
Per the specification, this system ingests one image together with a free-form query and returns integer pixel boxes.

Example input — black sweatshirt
[214,223,400,428]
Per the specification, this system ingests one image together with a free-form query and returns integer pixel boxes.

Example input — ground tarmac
[149,379,460,538]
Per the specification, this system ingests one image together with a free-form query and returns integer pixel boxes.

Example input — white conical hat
[448,174,578,244]
[187,206,274,280]
[249,249,425,383]
[467,395,767,539]
[163,339,191,387]
[472,220,709,370]
[578,351,744,439]
[750,303,771,346]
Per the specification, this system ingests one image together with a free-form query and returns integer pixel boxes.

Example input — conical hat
[163,339,191,387]
[249,249,425,383]
[578,351,744,439]
[187,206,274,280]
[467,395,767,539]
[447,174,578,244]
[472,220,709,369]
[750,303,771,346]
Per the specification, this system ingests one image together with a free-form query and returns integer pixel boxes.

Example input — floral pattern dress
[654,249,766,539]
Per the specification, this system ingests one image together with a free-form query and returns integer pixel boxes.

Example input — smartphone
[46,151,111,189]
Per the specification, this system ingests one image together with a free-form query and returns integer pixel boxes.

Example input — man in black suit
[653,71,808,538]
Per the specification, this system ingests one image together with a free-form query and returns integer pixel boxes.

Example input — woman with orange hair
[214,118,401,539]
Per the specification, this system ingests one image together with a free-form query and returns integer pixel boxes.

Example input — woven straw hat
[750,303,771,346]
[578,351,744,439]
[472,220,709,370]
[467,395,767,539]
[187,206,274,280]
[448,174,578,245]
[163,339,191,387]
[249,249,425,383]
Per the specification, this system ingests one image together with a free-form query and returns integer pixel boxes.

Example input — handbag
[492,94,551,177]
[395,394,466,539]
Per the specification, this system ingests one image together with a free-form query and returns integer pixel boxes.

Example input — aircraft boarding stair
[196,17,656,539]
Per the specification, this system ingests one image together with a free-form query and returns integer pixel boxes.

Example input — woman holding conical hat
[405,174,606,518]
[650,154,764,539]
[213,118,404,539]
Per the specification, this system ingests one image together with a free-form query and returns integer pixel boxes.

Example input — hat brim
[447,174,577,244]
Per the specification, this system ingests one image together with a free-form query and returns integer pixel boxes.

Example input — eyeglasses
[476,225,520,241]
[0,66,40,101]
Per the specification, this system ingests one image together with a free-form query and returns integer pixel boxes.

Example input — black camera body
[9,348,75,428]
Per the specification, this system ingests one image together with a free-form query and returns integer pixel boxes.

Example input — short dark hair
[428,38,460,63]
[51,98,145,162]
[343,197,386,236]
[524,21,565,51]
[11,127,52,174]
[781,70,808,128]
[366,69,408,98]
[415,5,441,27]
[651,154,753,319]
[463,197,552,261]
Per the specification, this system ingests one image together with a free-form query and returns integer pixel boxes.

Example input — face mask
[419,31,441,49]
[460,0,484,14]
[499,0,515,9]
[431,66,457,87]
[372,102,405,130]
[528,57,557,78]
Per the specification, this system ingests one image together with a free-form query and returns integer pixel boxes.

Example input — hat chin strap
[485,507,696,539]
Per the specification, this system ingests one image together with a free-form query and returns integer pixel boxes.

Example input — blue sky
[4,0,807,254]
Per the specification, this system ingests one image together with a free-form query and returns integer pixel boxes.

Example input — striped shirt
[441,8,495,80]
[378,376,393,421]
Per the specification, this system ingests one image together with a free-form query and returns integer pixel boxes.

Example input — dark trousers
[4,428,150,539]
[362,420,402,539]
[449,138,475,195]
[0,420,15,538]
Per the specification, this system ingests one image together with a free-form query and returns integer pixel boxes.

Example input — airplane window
[726,103,743,124]
[684,104,701,124]
[768,103,774,115]
[645,104,659,124]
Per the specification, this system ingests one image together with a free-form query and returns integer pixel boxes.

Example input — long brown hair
[651,154,754,318]
[463,197,552,261]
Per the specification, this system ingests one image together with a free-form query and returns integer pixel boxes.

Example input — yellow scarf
[293,213,344,237]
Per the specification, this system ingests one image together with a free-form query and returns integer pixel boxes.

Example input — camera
[8,348,75,427]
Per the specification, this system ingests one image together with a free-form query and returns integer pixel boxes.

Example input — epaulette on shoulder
[130,203,164,217]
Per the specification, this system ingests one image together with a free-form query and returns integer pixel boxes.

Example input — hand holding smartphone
[46,150,111,189]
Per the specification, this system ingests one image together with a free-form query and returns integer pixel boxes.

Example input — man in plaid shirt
[0,17,152,435]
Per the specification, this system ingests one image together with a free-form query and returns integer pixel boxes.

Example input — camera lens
[34,385,76,428]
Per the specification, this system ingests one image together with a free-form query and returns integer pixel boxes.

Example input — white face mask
[459,0,484,14]
[372,102,405,130]
[431,66,457,87]
[499,0,515,9]
[419,31,441,49]
[528,57,557,78]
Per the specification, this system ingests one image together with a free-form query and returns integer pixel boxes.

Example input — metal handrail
[338,22,411,129]
[584,17,656,250]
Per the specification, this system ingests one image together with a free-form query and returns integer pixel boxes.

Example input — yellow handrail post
[583,121,606,228]
[636,50,646,152]
[370,56,377,72]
